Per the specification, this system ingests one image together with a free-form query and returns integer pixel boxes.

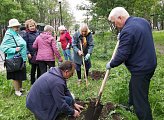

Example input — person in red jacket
[58,25,72,61]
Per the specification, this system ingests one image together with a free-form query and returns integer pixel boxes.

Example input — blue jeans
[64,96,73,106]
[63,49,72,61]
[55,96,74,120]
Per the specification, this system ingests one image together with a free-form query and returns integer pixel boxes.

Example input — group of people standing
[0,6,157,120]
[0,18,94,97]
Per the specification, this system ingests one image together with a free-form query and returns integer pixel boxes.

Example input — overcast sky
[66,0,90,21]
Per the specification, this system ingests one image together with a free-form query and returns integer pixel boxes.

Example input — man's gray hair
[108,7,130,21]
[44,25,54,32]
[79,23,88,30]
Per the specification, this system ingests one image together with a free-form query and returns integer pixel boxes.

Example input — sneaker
[15,91,22,96]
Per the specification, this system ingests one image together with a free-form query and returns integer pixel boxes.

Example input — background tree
[0,0,23,25]
[59,0,73,29]
[88,0,163,30]
[0,0,73,29]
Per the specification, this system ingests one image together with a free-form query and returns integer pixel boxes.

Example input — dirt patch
[155,44,164,54]
[56,99,122,120]
[89,70,106,80]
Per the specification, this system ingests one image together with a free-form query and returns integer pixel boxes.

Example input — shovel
[85,40,120,120]
[80,40,88,87]
[85,70,110,120]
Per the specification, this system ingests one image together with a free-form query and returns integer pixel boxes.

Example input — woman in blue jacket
[72,23,94,84]
[23,19,41,85]
[0,19,27,96]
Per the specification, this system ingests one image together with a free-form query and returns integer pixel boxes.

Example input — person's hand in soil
[74,103,84,113]
[73,109,80,118]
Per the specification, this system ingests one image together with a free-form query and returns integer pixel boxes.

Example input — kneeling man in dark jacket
[26,61,83,120]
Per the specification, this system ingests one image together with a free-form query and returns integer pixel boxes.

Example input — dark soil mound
[56,99,122,120]
[89,70,106,80]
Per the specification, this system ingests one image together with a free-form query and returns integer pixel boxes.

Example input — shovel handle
[111,40,119,60]
[96,40,120,106]
[96,69,110,105]
[98,69,110,96]
[80,40,88,87]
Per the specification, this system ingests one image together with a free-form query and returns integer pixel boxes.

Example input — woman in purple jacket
[33,25,63,75]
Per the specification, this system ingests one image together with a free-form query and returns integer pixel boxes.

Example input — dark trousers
[76,69,89,79]
[75,62,90,79]
[30,63,40,85]
[129,70,155,120]
[38,61,55,75]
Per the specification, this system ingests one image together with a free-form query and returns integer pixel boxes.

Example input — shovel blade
[85,101,103,120]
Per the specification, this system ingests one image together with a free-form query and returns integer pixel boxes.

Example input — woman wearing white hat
[0,18,27,96]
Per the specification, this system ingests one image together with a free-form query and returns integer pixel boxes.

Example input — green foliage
[0,0,23,24]
[153,31,164,45]
[0,72,12,96]
[74,24,80,31]
[133,0,154,19]
[92,32,116,60]
[88,0,163,29]
[0,0,73,27]
[149,54,164,118]
[89,0,164,31]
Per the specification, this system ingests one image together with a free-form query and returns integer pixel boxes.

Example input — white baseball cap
[8,19,21,27]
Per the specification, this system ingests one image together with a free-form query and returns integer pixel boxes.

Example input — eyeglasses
[109,21,116,30]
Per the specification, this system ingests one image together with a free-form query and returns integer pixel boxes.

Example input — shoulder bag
[4,36,24,72]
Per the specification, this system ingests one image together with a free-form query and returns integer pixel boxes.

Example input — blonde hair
[25,19,37,28]
[44,25,54,32]
[108,7,130,21]
[79,23,88,31]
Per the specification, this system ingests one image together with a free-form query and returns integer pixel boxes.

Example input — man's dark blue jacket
[26,67,74,120]
[110,17,157,75]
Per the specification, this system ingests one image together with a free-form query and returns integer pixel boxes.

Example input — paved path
[0,51,5,72]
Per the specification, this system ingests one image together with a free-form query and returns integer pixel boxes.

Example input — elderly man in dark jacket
[106,7,157,120]
[26,61,83,120]
[72,23,94,83]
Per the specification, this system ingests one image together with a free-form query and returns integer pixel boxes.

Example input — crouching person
[26,61,83,120]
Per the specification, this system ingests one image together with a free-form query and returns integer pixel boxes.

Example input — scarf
[80,29,90,48]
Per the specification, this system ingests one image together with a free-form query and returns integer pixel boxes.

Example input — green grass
[0,31,164,120]
[153,30,164,45]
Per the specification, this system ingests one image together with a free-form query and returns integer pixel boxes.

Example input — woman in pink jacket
[33,25,63,75]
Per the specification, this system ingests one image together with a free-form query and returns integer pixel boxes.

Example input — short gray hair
[58,25,66,31]
[79,23,88,31]
[108,7,130,21]
[44,25,54,32]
